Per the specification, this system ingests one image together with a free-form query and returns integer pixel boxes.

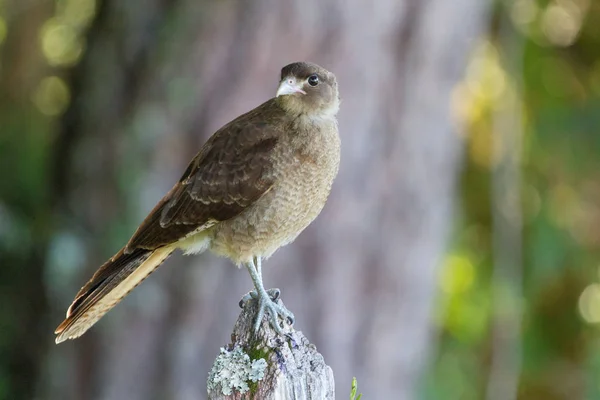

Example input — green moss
[246,343,270,362]
[247,377,259,394]
[245,341,271,394]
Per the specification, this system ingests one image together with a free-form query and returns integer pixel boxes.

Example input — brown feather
[55,62,341,342]
[56,99,290,342]
[124,98,285,252]
[55,246,173,343]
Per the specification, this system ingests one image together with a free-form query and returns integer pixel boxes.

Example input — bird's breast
[210,119,340,264]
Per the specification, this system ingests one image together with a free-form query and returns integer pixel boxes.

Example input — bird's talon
[252,293,294,335]
[267,288,280,301]
[269,313,284,335]
[239,291,255,308]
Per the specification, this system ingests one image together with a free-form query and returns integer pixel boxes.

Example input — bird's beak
[276,78,306,97]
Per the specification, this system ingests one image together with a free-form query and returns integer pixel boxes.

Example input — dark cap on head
[276,62,339,117]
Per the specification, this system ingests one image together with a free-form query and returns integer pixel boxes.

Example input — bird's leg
[255,255,262,281]
[254,256,280,300]
[242,258,294,334]
[238,256,279,307]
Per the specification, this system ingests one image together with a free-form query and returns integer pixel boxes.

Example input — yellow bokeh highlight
[439,254,476,295]
[0,17,7,46]
[40,18,84,67]
[60,0,97,28]
[436,250,487,341]
[451,39,515,169]
[466,42,506,102]
[32,76,71,116]
[542,0,587,47]
[451,40,504,129]
[578,283,600,324]
[450,83,485,128]
[443,296,489,342]
[511,0,539,27]
[38,0,98,68]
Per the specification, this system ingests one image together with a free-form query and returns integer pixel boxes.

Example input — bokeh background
[1,0,599,399]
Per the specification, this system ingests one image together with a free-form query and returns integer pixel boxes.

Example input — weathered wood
[207,299,334,400]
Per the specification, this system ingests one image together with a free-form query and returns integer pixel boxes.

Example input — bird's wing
[66,99,285,307]
[55,100,286,342]
[126,99,284,252]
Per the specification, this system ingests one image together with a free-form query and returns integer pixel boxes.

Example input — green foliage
[423,1,600,398]
[350,377,363,400]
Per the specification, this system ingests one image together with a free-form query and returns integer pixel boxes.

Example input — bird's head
[275,62,339,118]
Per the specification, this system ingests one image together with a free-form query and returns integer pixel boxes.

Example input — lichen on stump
[207,297,335,400]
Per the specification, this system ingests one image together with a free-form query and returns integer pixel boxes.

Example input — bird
[54,61,341,343]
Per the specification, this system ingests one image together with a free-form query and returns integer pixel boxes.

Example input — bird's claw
[253,294,295,334]
[239,292,252,308]
[267,288,281,301]
[238,287,293,334]
[239,288,281,308]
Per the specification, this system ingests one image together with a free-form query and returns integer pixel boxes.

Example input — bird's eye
[307,74,319,87]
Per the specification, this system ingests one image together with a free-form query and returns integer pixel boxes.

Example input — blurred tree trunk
[0,2,55,400]
[46,0,489,399]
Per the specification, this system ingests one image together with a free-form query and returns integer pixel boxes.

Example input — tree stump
[207,298,334,400]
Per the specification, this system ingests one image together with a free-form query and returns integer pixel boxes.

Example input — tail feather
[55,246,174,343]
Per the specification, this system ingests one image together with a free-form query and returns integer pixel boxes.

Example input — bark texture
[207,300,334,400]
[44,0,490,399]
